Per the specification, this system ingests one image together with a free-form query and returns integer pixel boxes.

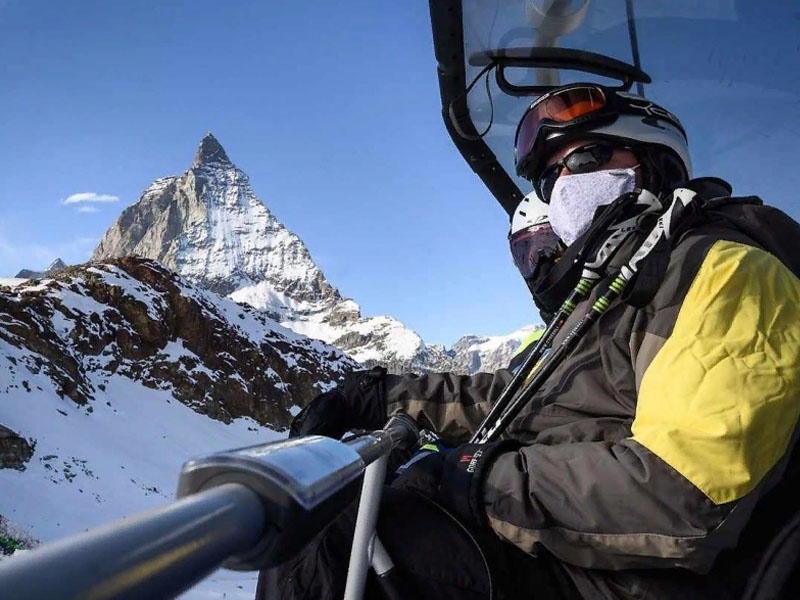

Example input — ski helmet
[509,193,563,318]
[511,191,551,237]
[514,83,691,198]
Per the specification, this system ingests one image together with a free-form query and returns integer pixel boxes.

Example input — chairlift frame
[428,0,649,216]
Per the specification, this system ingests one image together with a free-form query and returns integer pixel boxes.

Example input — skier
[507,192,563,328]
[257,84,800,599]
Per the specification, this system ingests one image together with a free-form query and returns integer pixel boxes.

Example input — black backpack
[694,178,800,278]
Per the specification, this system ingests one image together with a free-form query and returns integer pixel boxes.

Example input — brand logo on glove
[459,449,484,474]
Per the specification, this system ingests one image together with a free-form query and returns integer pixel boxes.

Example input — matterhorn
[93,134,464,373]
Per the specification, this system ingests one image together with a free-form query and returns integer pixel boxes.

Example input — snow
[0,345,284,598]
[146,176,177,193]
[6,279,54,293]
[453,324,543,373]
[87,264,167,321]
[0,255,364,598]
[230,280,425,363]
[467,324,541,353]
[0,278,28,287]
[163,158,430,364]
[229,281,292,313]
[173,165,327,295]
[341,316,424,363]
[48,280,120,340]
[206,287,301,344]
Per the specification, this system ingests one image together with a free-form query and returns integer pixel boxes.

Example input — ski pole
[472,189,662,443]
[470,277,592,443]
[479,187,698,443]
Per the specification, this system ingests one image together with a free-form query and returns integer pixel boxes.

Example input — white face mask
[548,167,639,246]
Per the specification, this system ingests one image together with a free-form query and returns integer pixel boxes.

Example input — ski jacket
[382,190,800,591]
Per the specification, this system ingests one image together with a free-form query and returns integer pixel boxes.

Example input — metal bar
[343,454,390,600]
[343,414,418,598]
[625,0,645,96]
[0,483,265,600]
[369,535,394,577]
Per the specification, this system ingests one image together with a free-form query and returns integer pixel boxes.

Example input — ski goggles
[514,85,616,179]
[535,142,619,203]
[509,223,561,281]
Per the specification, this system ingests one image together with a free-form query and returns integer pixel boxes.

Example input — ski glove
[289,366,388,439]
[391,441,518,531]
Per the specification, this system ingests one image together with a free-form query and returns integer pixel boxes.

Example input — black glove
[391,441,515,530]
[289,366,388,438]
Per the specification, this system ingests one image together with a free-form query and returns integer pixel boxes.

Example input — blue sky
[2,2,800,345]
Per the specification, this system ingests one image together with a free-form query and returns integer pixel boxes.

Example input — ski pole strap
[582,188,661,276]
[621,187,698,280]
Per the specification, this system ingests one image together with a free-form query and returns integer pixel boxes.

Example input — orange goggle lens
[514,86,608,175]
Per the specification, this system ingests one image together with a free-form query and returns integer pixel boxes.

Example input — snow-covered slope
[92,134,463,374]
[0,373,271,597]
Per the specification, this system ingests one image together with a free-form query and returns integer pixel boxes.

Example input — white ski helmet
[509,192,562,284]
[511,191,550,236]
[514,83,691,198]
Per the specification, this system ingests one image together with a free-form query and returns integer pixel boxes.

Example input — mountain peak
[192,133,231,167]
[48,258,67,271]
[15,257,67,279]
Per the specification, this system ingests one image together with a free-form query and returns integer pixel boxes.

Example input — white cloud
[76,205,100,214]
[63,192,120,205]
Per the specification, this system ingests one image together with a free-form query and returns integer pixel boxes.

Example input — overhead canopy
[429,1,800,218]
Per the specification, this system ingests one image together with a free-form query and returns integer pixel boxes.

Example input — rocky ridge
[0,256,358,440]
[449,324,542,374]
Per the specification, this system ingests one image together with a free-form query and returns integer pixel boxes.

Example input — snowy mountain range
[91,134,540,374]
